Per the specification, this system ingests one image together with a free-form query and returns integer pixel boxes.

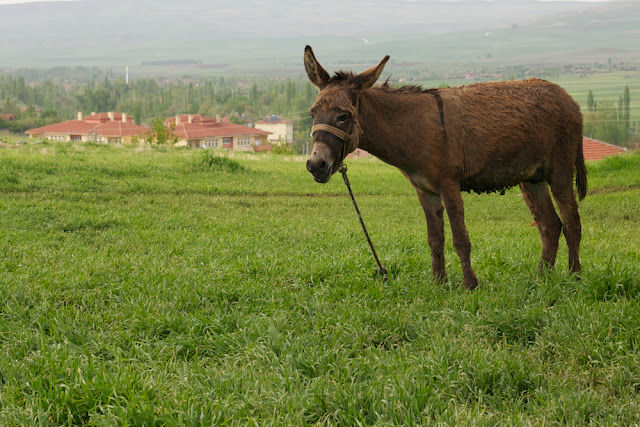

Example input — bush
[199,151,246,173]
[269,143,295,155]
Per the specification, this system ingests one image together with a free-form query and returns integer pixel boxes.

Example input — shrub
[199,151,246,173]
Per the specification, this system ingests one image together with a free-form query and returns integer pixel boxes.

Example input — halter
[310,95,363,165]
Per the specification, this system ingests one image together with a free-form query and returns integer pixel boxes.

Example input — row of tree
[0,74,317,152]
[584,85,637,147]
[1,73,637,151]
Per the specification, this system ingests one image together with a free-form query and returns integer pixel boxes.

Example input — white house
[254,115,293,146]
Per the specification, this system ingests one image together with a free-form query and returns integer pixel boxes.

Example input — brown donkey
[304,46,587,290]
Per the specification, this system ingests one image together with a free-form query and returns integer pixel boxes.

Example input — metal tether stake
[339,164,389,281]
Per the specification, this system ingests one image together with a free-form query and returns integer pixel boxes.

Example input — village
[2,108,626,162]
[20,111,294,152]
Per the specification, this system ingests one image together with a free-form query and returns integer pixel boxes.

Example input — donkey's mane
[329,71,355,83]
[381,81,439,96]
[330,70,437,96]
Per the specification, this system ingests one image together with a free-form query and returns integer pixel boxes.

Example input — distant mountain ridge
[1,0,638,71]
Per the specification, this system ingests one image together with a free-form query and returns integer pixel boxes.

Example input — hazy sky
[0,0,78,3]
[0,0,619,3]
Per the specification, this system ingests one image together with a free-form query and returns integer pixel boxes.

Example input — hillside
[344,1,640,69]
[1,0,639,73]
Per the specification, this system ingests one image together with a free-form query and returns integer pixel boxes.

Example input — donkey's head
[304,45,389,183]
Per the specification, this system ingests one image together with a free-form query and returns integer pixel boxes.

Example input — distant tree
[249,82,259,106]
[286,80,295,103]
[144,118,179,146]
[592,102,623,145]
[587,90,594,112]
[133,101,142,125]
[623,84,631,124]
[229,115,245,125]
[23,105,37,119]
[41,109,58,119]
[2,98,19,115]
[618,95,624,121]
[41,109,59,126]
[620,85,631,143]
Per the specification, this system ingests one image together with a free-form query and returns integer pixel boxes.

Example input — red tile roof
[582,137,627,161]
[94,121,149,137]
[25,113,148,137]
[165,115,271,139]
[0,113,15,121]
[26,120,98,135]
[165,114,216,126]
[84,112,129,123]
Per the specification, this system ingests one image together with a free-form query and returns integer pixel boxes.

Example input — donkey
[304,46,587,290]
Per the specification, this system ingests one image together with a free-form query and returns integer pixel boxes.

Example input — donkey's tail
[575,137,588,201]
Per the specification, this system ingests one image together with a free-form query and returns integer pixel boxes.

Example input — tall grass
[1,142,639,425]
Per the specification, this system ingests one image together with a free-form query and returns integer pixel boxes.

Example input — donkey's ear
[352,55,390,91]
[304,46,330,90]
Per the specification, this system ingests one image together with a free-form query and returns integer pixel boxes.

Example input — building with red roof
[25,112,148,144]
[0,113,16,122]
[165,114,271,151]
[582,137,627,161]
[254,115,293,146]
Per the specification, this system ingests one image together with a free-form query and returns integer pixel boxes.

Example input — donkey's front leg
[440,186,478,290]
[417,190,447,283]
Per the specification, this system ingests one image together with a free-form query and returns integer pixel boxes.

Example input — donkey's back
[438,79,584,196]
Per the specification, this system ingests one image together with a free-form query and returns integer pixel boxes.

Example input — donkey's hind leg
[440,186,478,290]
[520,181,562,270]
[548,175,583,274]
[416,190,447,283]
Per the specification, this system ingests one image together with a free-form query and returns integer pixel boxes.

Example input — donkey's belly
[460,163,544,195]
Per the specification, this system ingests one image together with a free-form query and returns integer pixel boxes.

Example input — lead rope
[338,164,388,281]
[311,96,386,279]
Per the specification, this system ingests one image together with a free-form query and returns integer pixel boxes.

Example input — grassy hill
[1,141,639,424]
[360,1,640,71]
[1,1,639,73]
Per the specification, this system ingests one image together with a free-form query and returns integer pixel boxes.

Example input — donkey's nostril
[318,160,328,172]
[306,159,312,172]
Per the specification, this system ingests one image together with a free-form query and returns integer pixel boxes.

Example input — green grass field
[1,141,640,425]
[552,71,640,118]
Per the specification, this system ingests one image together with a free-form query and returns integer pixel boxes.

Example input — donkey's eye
[337,113,350,123]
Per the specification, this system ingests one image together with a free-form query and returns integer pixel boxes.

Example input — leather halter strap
[311,122,357,166]
[310,95,363,165]
[310,123,350,143]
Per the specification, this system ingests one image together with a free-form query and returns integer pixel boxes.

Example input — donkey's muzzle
[306,158,331,183]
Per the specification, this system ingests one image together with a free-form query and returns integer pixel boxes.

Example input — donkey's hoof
[432,273,448,285]
[464,278,479,291]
